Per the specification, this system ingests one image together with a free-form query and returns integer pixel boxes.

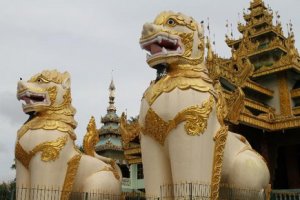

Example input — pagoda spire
[107,78,116,112]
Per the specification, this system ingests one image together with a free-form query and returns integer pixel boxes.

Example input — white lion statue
[121,11,270,199]
[16,70,121,200]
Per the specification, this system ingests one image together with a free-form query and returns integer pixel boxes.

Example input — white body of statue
[16,70,121,200]
[136,11,270,198]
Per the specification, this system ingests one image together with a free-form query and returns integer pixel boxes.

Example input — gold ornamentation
[141,95,214,145]
[120,113,140,148]
[290,88,300,98]
[226,87,245,124]
[15,135,68,169]
[292,106,300,116]
[244,80,274,97]
[127,158,142,165]
[143,67,214,106]
[266,184,272,200]
[83,116,98,157]
[61,154,82,200]
[206,37,220,82]
[94,166,120,180]
[153,12,197,31]
[219,48,254,87]
[277,71,291,115]
[18,117,76,140]
[211,126,228,200]
[28,70,70,84]
[94,139,123,151]
[15,142,31,169]
[211,82,229,199]
[214,82,227,126]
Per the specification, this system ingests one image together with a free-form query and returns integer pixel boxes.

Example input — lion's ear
[62,77,71,90]
[197,22,204,38]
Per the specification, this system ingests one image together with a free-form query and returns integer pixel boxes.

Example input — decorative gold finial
[107,74,116,112]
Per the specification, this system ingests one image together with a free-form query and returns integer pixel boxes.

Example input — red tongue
[151,44,162,55]
[22,96,31,104]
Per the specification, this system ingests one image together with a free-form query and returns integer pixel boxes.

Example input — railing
[0,187,158,200]
[1,183,300,200]
[160,183,265,200]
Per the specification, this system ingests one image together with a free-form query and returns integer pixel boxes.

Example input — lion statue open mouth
[16,70,121,200]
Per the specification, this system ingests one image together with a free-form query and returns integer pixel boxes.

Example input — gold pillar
[277,71,292,115]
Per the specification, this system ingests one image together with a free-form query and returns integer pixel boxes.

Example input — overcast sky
[0,0,299,182]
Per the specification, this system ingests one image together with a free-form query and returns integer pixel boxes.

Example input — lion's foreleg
[16,160,30,200]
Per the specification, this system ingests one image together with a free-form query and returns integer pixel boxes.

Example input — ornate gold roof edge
[240,111,300,131]
[253,65,296,78]
[244,98,275,113]
[244,81,274,97]
[128,158,142,165]
[292,106,300,115]
[291,88,300,98]
[248,45,287,57]
[124,148,141,155]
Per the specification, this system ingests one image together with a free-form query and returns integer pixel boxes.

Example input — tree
[128,115,139,124]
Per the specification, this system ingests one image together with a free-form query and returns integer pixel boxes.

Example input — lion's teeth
[177,47,181,53]
[30,100,34,104]
[42,94,46,98]
[157,36,162,44]
[173,39,177,45]
[26,92,30,97]
[162,47,167,54]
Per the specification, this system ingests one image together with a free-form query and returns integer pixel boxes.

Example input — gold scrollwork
[18,117,76,141]
[15,135,68,169]
[83,116,98,157]
[141,95,214,145]
[120,113,140,148]
[61,154,82,200]
[210,126,228,200]
[143,68,214,106]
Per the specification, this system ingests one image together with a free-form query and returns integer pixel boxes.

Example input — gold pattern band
[210,81,228,199]
[60,154,82,200]
[141,95,214,146]
[15,135,68,169]
[210,126,228,200]
[18,118,76,141]
[143,71,214,106]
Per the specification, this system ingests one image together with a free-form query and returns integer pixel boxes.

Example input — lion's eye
[167,19,175,26]
[37,78,43,83]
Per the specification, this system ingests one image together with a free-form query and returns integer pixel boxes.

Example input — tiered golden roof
[219,0,300,130]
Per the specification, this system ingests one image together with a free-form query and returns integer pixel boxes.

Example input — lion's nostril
[20,77,22,80]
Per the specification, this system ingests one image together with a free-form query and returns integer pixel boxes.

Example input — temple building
[95,80,145,192]
[121,0,300,191]
[217,0,300,189]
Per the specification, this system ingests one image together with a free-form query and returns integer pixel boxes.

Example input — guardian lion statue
[16,70,121,200]
[121,11,270,199]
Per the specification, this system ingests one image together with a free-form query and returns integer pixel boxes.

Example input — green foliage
[0,181,16,200]
[76,145,85,153]
[128,115,139,124]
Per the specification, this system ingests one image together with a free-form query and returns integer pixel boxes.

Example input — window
[137,164,144,179]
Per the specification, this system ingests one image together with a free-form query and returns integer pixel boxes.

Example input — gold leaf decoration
[83,116,98,157]
[141,95,214,146]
